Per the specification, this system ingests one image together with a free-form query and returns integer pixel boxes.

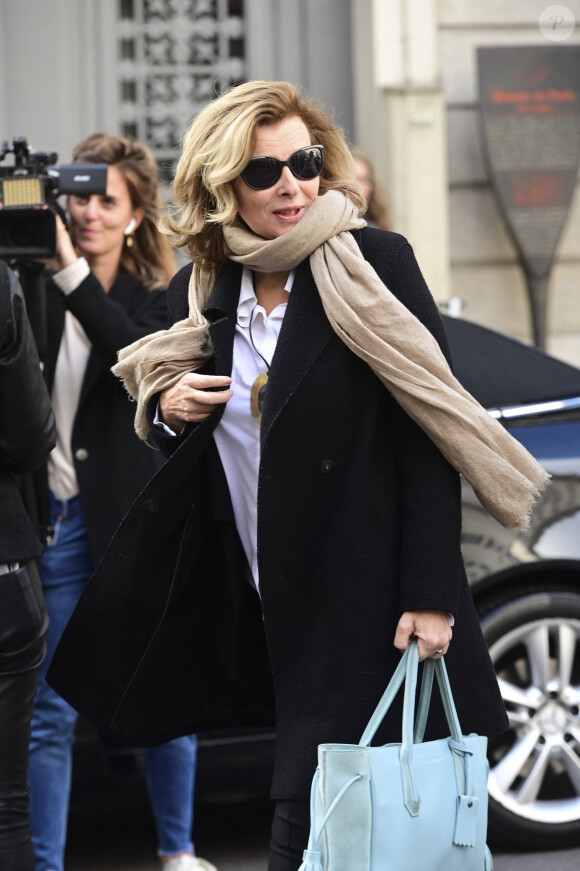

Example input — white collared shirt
[213,267,294,590]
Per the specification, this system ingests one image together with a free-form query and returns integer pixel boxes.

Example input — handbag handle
[359,640,466,816]
[415,657,464,743]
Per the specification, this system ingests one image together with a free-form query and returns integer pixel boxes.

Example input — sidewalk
[65,791,580,871]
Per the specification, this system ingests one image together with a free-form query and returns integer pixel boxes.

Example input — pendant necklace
[248,305,270,423]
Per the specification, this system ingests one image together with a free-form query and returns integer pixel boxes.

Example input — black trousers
[0,563,47,871]
[268,799,310,871]
[0,670,39,871]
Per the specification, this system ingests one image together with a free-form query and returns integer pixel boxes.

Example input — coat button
[141,499,159,514]
[75,448,89,461]
[320,459,334,474]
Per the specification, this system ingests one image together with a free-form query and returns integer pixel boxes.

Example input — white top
[48,258,92,500]
[213,267,294,590]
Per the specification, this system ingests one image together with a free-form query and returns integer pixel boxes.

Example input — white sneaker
[163,855,218,871]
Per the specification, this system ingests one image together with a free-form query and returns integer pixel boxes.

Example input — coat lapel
[204,259,243,380]
[199,257,335,445]
[260,258,335,448]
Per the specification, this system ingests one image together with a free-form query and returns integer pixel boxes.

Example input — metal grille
[117,0,245,177]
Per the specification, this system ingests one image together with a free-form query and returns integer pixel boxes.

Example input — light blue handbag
[298,640,493,871]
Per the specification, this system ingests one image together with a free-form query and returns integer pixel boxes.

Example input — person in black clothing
[25,133,216,871]
[0,259,56,871]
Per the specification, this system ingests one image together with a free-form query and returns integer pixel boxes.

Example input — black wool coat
[0,263,54,674]
[21,267,167,563]
[49,228,508,799]
[0,265,55,563]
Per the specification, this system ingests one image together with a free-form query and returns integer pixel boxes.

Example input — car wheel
[480,590,580,850]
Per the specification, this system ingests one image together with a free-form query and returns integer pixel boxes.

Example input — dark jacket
[0,261,54,674]
[0,263,56,562]
[49,228,508,799]
[22,267,167,563]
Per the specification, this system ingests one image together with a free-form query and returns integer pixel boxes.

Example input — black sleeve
[0,263,56,472]
[62,272,168,369]
[145,392,194,457]
[166,262,194,326]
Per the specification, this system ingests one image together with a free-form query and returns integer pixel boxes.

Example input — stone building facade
[1,0,579,362]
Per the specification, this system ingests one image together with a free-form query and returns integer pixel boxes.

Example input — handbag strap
[359,641,466,816]
[359,641,462,746]
[414,657,465,744]
[413,658,435,742]
[357,647,435,745]
[358,646,410,746]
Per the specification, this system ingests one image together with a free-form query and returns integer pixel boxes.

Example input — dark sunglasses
[241,145,324,190]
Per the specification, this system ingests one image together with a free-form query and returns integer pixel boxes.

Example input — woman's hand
[394,610,452,660]
[41,213,79,273]
[159,372,233,433]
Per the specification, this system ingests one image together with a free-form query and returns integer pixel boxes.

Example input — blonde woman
[50,85,547,871]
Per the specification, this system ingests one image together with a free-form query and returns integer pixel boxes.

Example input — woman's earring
[124,218,137,248]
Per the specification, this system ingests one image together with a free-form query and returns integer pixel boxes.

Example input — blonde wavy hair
[164,80,365,267]
[72,133,176,288]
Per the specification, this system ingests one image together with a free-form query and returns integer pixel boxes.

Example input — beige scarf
[113,190,549,530]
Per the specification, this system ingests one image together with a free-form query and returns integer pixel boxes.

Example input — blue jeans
[29,494,197,871]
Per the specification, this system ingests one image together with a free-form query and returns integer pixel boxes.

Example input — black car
[74,316,580,852]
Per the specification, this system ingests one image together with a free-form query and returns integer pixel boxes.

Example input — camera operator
[24,133,215,871]
[0,259,55,871]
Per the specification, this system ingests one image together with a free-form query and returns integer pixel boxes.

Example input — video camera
[0,137,107,260]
